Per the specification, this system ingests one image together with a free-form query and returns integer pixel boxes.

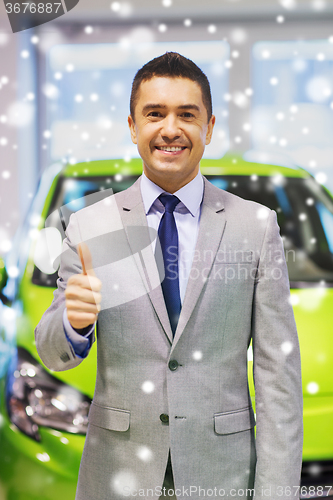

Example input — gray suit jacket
[35,176,303,500]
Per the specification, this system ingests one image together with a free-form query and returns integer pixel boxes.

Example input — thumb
[78,242,96,277]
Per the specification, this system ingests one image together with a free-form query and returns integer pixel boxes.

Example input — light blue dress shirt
[63,171,204,356]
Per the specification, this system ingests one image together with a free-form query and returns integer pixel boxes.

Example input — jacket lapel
[117,178,174,344]
[172,178,226,348]
[116,176,226,347]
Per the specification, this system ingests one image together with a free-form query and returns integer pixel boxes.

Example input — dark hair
[130,52,213,122]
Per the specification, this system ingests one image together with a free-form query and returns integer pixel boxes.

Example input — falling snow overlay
[1,2,333,498]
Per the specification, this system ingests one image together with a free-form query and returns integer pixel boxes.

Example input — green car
[0,155,333,500]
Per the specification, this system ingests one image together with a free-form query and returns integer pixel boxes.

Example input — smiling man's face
[128,77,215,193]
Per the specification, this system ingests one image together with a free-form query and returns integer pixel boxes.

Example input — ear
[128,115,137,144]
[205,114,216,145]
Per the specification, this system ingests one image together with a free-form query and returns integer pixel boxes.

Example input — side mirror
[0,256,8,293]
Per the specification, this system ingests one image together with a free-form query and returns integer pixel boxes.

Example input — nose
[160,114,181,140]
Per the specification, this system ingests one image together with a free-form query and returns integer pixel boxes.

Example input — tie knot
[159,194,180,213]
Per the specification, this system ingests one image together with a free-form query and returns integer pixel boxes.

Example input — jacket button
[168,360,179,371]
[160,413,169,424]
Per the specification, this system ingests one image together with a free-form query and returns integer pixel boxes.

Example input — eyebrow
[142,104,200,113]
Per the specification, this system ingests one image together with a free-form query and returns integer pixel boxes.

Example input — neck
[143,169,199,194]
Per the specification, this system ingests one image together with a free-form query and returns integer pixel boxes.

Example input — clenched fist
[65,242,102,330]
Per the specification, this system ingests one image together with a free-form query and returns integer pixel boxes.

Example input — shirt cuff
[63,309,95,358]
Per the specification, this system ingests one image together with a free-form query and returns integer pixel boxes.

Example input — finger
[66,285,102,305]
[66,310,98,330]
[68,274,102,293]
[78,244,86,275]
[78,242,96,277]
[66,299,101,314]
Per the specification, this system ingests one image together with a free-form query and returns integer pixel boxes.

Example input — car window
[209,175,333,284]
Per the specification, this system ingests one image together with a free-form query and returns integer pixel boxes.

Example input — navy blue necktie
[158,194,181,336]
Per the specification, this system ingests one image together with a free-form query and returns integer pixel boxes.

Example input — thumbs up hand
[65,243,102,330]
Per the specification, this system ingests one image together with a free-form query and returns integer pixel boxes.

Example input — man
[35,52,303,500]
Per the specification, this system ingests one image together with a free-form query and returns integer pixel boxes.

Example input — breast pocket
[214,250,254,265]
[88,402,130,432]
[214,406,256,435]
[210,262,257,286]
[211,249,257,282]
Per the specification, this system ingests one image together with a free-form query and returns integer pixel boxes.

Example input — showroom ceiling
[1,0,333,24]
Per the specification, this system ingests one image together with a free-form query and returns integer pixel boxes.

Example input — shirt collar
[140,170,204,217]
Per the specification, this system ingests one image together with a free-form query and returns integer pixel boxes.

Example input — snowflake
[306,381,319,394]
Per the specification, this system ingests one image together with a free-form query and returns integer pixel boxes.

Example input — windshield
[209,175,333,284]
[32,172,333,287]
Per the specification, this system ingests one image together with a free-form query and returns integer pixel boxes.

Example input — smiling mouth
[155,146,187,152]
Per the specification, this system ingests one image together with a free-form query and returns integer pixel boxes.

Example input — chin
[151,164,180,175]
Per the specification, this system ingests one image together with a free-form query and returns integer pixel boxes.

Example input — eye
[147,111,162,118]
[181,112,195,118]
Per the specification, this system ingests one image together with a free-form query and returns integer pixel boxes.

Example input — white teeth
[157,146,184,152]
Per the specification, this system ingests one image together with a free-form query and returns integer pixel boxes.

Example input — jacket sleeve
[252,210,303,499]
[34,212,96,371]
[63,308,95,357]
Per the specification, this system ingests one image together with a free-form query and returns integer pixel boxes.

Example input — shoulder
[66,177,142,241]
[202,177,280,251]
[203,176,272,221]
[113,176,142,210]
[71,176,142,221]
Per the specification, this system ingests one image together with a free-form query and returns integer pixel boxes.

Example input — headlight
[6,347,91,441]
